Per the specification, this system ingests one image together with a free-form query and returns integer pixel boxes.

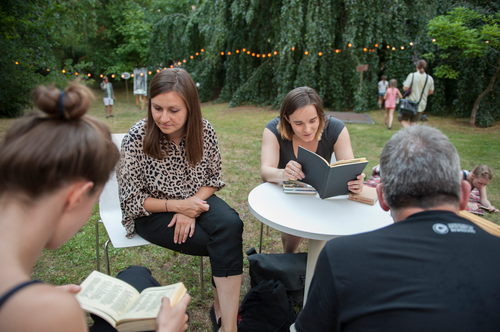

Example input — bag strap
[417,74,428,104]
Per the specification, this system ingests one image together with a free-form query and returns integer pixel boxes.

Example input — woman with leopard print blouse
[117,68,243,332]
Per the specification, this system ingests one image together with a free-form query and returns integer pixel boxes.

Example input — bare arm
[333,127,365,194]
[427,90,434,96]
[143,186,216,217]
[479,186,498,212]
[397,89,403,98]
[260,128,304,182]
[403,86,409,92]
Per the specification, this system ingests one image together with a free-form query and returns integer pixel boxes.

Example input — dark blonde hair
[0,80,119,201]
[416,60,427,73]
[389,79,397,88]
[472,165,493,181]
[278,87,326,141]
[144,68,203,166]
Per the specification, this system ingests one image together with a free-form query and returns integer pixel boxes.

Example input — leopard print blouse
[117,118,225,238]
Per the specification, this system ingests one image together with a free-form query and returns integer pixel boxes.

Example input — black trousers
[89,266,160,332]
[135,195,244,278]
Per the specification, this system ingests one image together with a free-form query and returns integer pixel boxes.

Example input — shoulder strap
[417,74,429,104]
[0,280,43,309]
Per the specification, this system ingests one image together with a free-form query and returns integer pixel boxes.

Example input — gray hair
[380,125,461,211]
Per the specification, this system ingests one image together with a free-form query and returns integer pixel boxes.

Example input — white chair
[95,133,204,294]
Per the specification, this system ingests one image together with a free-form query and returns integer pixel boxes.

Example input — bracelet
[165,201,168,212]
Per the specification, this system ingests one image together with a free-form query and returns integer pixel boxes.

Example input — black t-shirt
[265,116,345,169]
[296,210,500,332]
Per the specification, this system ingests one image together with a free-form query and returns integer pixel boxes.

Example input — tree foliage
[428,7,500,126]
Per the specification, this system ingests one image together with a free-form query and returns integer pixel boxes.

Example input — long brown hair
[278,87,326,141]
[0,80,119,202]
[143,68,203,166]
[472,165,493,181]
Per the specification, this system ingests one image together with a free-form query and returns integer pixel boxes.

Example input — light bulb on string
[318,52,322,56]
[292,47,295,51]
[236,50,240,53]
[190,56,194,59]
[131,74,134,77]
[304,51,309,55]
[409,42,413,46]
[75,72,79,76]
[177,62,181,65]
[183,59,186,63]
[227,52,231,55]
[15,61,19,65]
[262,54,266,58]
[196,52,199,56]
[252,53,255,56]
[363,48,367,52]
[62,69,66,73]
[111,74,115,78]
[257,54,260,58]
[140,72,144,76]
[401,46,404,50]
[88,73,91,77]
[221,52,224,56]
[100,74,103,78]
[348,43,352,47]
[273,51,277,55]
[432,39,436,42]
[242,48,246,52]
[170,65,173,68]
[156,69,160,73]
[392,47,395,50]
[201,49,204,52]
[375,44,379,47]
[148,71,152,75]
[268,53,271,57]
[247,51,250,55]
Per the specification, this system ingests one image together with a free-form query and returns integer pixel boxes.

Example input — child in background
[383,79,403,129]
[377,75,389,109]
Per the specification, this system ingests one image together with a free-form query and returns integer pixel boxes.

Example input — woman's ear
[64,181,95,212]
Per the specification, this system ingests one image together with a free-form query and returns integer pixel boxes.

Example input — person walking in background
[100,76,115,118]
[377,75,389,109]
[399,60,434,127]
[383,79,403,129]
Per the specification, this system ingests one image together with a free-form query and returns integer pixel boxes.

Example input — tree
[428,7,500,126]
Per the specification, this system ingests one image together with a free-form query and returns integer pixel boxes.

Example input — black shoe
[210,305,221,332]
[421,114,427,121]
[110,114,114,117]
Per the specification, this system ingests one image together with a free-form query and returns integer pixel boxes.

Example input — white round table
[248,182,394,303]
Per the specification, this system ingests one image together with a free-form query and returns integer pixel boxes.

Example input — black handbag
[399,73,428,116]
[246,247,306,305]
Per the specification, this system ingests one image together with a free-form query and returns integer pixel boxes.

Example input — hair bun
[33,79,95,119]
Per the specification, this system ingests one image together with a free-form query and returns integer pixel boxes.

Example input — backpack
[237,279,297,332]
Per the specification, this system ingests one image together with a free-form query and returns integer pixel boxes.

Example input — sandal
[210,304,221,332]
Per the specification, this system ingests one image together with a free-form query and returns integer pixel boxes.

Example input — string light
[47,68,50,71]
[363,48,367,52]
[292,47,295,51]
[190,55,194,59]
[486,40,489,43]
[15,61,19,65]
[262,54,266,58]
[183,59,186,63]
[401,46,404,50]
[163,67,166,69]
[140,72,144,76]
[432,39,436,42]
[227,51,231,55]
[374,44,379,47]
[268,53,271,57]
[62,69,66,73]
[348,43,352,47]
[252,53,255,56]
[121,74,125,78]
[177,62,181,65]
[75,72,79,76]
[257,54,260,58]
[392,47,395,50]
[387,45,390,49]
[131,74,134,77]
[100,74,103,78]
[242,48,246,52]
[236,50,240,53]
[318,52,322,56]
[148,71,152,74]
[274,51,277,55]
[304,51,309,55]
[170,65,173,68]
[111,74,115,78]
[201,49,204,52]
[87,73,91,77]
[409,42,413,46]
[196,52,199,56]
[221,52,224,55]
[156,69,160,73]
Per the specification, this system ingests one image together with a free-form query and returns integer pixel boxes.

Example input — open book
[297,146,368,199]
[76,271,187,332]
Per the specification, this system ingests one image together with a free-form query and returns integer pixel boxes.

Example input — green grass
[2,85,499,331]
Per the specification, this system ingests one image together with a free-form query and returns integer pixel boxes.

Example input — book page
[330,158,367,167]
[76,271,140,326]
[119,283,186,322]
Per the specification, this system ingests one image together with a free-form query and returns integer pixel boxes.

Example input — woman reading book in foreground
[0,81,190,332]
[260,86,365,253]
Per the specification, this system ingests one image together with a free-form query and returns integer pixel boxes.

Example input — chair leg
[259,222,264,253]
[199,256,204,298]
[96,220,101,272]
[104,239,111,275]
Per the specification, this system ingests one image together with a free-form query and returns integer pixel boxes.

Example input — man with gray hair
[293,125,500,331]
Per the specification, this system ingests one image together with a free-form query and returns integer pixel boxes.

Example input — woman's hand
[178,196,209,218]
[284,161,305,181]
[156,294,191,332]
[348,173,365,194]
[485,205,499,213]
[168,213,196,244]
[55,284,82,294]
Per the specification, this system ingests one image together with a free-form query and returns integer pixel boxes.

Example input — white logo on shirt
[432,223,476,235]
[433,223,449,234]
